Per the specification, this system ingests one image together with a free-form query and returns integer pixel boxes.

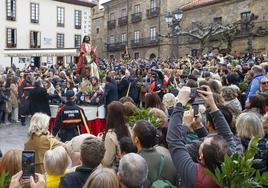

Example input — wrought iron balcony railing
[146,7,160,18]
[107,20,116,30]
[107,41,127,52]
[131,12,142,23]
[118,16,128,26]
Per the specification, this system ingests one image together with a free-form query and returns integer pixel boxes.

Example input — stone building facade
[92,0,268,60]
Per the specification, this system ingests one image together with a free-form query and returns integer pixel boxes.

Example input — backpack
[150,155,177,188]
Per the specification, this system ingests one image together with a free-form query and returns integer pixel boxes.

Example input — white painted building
[0,0,97,69]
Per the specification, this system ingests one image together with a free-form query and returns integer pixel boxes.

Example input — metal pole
[11,57,13,67]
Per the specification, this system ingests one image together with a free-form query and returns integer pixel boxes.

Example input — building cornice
[181,0,232,11]
[53,0,97,8]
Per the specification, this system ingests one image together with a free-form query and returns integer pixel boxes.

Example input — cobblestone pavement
[0,123,28,155]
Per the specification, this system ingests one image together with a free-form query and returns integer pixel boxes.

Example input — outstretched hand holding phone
[197,85,218,112]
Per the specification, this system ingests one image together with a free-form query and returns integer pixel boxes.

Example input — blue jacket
[246,73,264,99]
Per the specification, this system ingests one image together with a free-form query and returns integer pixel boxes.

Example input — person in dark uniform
[52,90,88,142]
[19,73,34,126]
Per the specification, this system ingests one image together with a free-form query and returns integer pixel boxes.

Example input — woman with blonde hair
[0,149,22,187]
[24,113,63,174]
[236,112,268,172]
[83,168,119,188]
[162,93,176,117]
[44,146,70,188]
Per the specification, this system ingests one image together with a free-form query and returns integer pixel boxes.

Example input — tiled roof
[53,0,97,7]
[181,0,225,11]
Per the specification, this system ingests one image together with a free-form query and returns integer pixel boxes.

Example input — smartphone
[22,151,35,179]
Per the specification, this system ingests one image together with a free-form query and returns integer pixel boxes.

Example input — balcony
[131,12,142,23]
[107,41,127,52]
[118,16,128,26]
[107,20,116,30]
[146,7,160,18]
[235,20,268,37]
[131,39,143,48]
[130,37,160,48]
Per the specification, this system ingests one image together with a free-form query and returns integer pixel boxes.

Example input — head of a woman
[83,168,119,188]
[43,146,70,175]
[162,93,175,109]
[104,101,129,141]
[236,112,264,139]
[145,92,165,112]
[0,150,22,178]
[246,94,267,115]
[28,113,50,137]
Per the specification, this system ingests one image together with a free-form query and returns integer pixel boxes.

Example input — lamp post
[165,9,183,59]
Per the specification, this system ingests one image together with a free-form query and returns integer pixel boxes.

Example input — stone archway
[145,48,158,60]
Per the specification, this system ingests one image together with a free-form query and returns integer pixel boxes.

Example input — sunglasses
[261,81,268,85]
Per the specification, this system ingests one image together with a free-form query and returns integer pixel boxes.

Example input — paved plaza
[0,123,28,155]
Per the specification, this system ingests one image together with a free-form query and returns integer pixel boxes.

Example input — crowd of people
[0,51,268,188]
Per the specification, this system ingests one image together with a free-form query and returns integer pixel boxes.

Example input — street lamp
[165,9,183,58]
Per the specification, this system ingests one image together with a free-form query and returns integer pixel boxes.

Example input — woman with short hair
[44,146,70,188]
[236,112,268,172]
[24,113,63,174]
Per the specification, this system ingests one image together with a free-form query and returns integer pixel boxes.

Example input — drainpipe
[157,0,161,57]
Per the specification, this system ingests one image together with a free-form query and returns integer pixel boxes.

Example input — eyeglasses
[261,81,268,85]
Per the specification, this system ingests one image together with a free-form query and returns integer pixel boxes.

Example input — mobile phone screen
[22,151,35,179]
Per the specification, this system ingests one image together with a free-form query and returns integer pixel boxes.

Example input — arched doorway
[149,53,156,60]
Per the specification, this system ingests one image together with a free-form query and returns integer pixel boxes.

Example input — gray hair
[118,153,148,188]
[236,112,265,139]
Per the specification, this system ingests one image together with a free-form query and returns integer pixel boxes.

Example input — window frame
[150,27,156,41]
[109,35,115,44]
[121,33,127,44]
[6,0,16,21]
[30,2,39,24]
[57,6,65,27]
[74,10,82,29]
[57,33,65,48]
[30,30,41,48]
[134,30,140,43]
[6,28,17,48]
[134,4,140,14]
[74,34,82,48]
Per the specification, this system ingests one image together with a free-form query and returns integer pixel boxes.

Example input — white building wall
[0,0,92,69]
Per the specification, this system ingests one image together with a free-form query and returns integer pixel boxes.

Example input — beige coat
[9,83,18,107]
[24,134,63,174]
[102,130,121,169]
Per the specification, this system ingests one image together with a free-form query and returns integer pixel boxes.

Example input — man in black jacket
[29,81,51,116]
[103,76,118,106]
[59,137,105,188]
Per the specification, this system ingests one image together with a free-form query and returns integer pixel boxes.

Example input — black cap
[66,90,75,99]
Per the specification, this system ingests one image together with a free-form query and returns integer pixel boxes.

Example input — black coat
[118,76,139,102]
[104,80,118,106]
[118,76,130,99]
[59,166,93,188]
[29,86,51,116]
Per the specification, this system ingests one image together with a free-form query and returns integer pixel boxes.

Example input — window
[134,31,140,43]
[57,33,64,48]
[241,11,251,21]
[30,31,41,48]
[110,35,115,43]
[121,8,126,17]
[241,11,251,31]
[57,7,65,27]
[134,52,139,59]
[96,28,100,34]
[213,17,222,24]
[74,35,81,48]
[110,13,115,20]
[6,28,17,48]
[121,33,127,44]
[150,0,157,9]
[134,4,140,14]
[6,0,16,21]
[31,3,39,23]
[150,27,156,40]
[74,10,82,29]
